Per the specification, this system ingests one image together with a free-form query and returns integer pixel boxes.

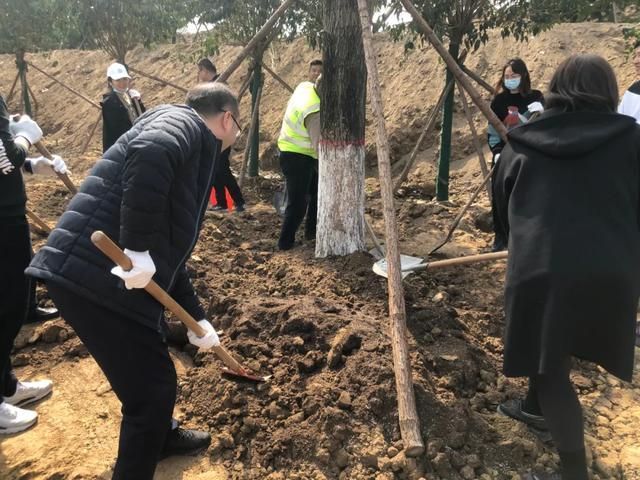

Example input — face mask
[504,78,521,90]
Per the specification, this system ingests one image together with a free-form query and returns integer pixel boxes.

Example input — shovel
[91,231,270,383]
[372,250,508,278]
[365,217,424,279]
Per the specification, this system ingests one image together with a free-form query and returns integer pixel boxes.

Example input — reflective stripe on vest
[277,82,320,159]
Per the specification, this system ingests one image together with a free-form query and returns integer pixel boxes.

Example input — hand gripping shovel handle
[90,231,252,377]
[34,142,78,194]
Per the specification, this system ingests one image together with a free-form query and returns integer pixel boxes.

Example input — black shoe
[498,399,548,431]
[159,427,211,460]
[25,306,59,324]
[209,205,227,212]
[235,203,246,213]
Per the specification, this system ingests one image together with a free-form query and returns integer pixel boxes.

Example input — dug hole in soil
[1,22,640,480]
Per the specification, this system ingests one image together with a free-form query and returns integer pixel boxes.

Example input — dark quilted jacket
[27,104,220,331]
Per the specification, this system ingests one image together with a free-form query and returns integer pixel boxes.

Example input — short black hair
[186,83,238,117]
[546,54,619,113]
[634,39,640,50]
[197,58,217,74]
[309,59,323,68]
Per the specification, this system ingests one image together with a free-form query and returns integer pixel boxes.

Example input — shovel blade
[372,255,424,279]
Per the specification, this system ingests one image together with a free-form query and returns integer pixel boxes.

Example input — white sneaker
[3,380,53,407]
[0,402,38,434]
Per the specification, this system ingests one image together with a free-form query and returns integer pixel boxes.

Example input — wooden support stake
[239,83,263,189]
[26,206,51,234]
[27,61,101,109]
[398,0,507,142]
[456,81,491,198]
[81,111,102,155]
[357,0,424,457]
[261,61,293,93]
[128,66,188,94]
[27,81,39,114]
[216,0,295,83]
[6,71,19,104]
[460,64,495,95]
[393,80,452,192]
[34,141,78,194]
[429,164,495,256]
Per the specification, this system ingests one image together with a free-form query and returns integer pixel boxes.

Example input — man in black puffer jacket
[27,83,241,480]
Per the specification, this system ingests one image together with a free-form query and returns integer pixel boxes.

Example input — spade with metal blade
[91,230,270,383]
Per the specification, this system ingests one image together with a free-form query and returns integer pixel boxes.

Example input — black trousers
[213,153,244,209]
[0,216,31,398]
[47,284,176,480]
[490,154,508,251]
[278,151,318,250]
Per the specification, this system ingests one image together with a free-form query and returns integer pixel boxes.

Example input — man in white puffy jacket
[0,96,68,434]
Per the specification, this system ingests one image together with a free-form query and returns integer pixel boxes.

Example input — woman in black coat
[488,58,545,251]
[101,62,146,152]
[494,55,640,480]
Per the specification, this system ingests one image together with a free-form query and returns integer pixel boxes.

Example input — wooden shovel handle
[410,250,508,272]
[90,231,249,375]
[34,141,77,194]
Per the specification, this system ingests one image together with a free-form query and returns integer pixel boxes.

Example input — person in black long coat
[101,62,146,152]
[494,54,640,480]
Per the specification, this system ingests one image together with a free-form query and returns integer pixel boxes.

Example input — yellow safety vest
[277,81,320,159]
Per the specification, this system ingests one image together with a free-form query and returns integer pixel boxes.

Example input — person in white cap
[101,62,146,152]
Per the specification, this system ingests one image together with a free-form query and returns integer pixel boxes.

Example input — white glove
[527,101,544,114]
[110,249,156,289]
[9,115,43,145]
[29,155,69,176]
[187,320,220,350]
[128,89,141,100]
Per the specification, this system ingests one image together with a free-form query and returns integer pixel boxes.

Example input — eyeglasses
[223,110,242,137]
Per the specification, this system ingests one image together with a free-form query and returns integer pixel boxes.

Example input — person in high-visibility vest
[276,75,321,250]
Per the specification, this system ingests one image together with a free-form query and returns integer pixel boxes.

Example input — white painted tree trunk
[315,143,366,257]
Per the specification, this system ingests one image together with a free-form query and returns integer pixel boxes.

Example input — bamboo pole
[393,80,452,192]
[357,0,424,457]
[27,61,101,109]
[428,164,495,256]
[127,66,188,94]
[6,71,19,104]
[26,207,51,234]
[81,111,102,155]
[398,0,507,142]
[455,81,491,198]
[261,61,294,93]
[239,83,263,188]
[460,64,495,95]
[216,0,295,83]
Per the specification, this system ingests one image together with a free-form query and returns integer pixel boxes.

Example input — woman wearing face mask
[488,58,544,252]
[101,63,146,152]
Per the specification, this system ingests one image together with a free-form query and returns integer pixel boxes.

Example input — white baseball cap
[107,63,131,80]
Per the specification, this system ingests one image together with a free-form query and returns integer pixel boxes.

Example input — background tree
[314,0,368,257]
[72,0,192,64]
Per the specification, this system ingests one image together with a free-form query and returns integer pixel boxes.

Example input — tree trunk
[436,42,459,201]
[316,0,367,258]
[248,58,263,178]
